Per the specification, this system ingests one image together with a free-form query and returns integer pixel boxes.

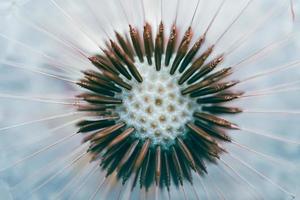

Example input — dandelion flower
[0,0,300,199]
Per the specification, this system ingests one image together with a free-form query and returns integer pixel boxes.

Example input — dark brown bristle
[154,21,164,71]
[102,140,129,164]
[133,139,151,172]
[165,24,177,66]
[77,80,115,97]
[106,127,135,150]
[170,27,193,75]
[84,75,122,93]
[190,80,239,97]
[129,25,144,62]
[116,140,139,172]
[203,67,233,82]
[155,146,161,185]
[171,146,184,185]
[115,31,135,61]
[77,117,118,133]
[103,49,132,80]
[176,137,196,170]
[120,52,143,82]
[89,56,119,75]
[163,151,171,189]
[140,150,151,188]
[78,93,122,104]
[110,39,129,62]
[105,39,143,82]
[187,54,224,84]
[179,34,205,73]
[195,120,231,142]
[181,67,233,95]
[187,140,208,174]
[194,112,239,129]
[196,92,243,104]
[77,104,115,112]
[91,122,126,141]
[143,23,154,65]
[100,70,132,90]
[178,46,215,85]
[202,105,243,114]
[186,123,216,144]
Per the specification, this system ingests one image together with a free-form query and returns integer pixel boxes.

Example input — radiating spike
[89,56,119,75]
[106,127,135,150]
[77,104,114,113]
[140,149,151,188]
[122,149,140,185]
[202,105,243,114]
[110,39,127,61]
[190,80,239,97]
[91,122,126,141]
[163,151,171,190]
[179,35,205,73]
[194,112,239,129]
[155,22,164,71]
[170,27,193,75]
[190,132,223,160]
[188,54,224,84]
[182,137,208,174]
[181,67,233,95]
[204,67,233,82]
[78,93,122,104]
[191,149,208,174]
[129,25,144,62]
[171,146,184,185]
[110,40,143,82]
[77,117,119,133]
[133,139,151,172]
[84,74,122,93]
[186,123,216,143]
[104,147,127,176]
[103,49,132,80]
[101,70,132,90]
[155,146,161,185]
[165,24,177,66]
[143,23,154,65]
[116,140,139,172]
[182,79,214,95]
[180,153,194,183]
[124,57,143,83]
[115,31,135,61]
[195,120,231,142]
[176,138,196,170]
[101,140,128,164]
[196,92,244,104]
[77,80,115,96]
[178,46,214,84]
[82,69,109,81]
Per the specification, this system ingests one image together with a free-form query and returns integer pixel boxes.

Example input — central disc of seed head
[117,60,196,146]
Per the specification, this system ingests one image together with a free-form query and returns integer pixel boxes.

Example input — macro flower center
[76,4,244,190]
[117,59,197,146]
